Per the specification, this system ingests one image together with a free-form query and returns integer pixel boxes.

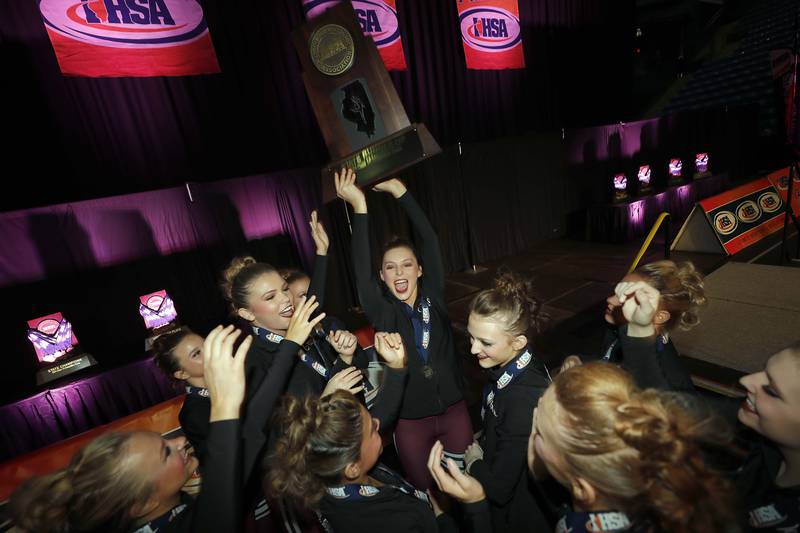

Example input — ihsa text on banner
[38,0,221,77]
[302,0,408,71]
[457,0,525,70]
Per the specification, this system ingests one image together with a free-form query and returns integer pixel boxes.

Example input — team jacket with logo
[351,191,464,420]
[469,349,552,532]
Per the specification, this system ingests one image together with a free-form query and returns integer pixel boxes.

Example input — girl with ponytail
[462,270,552,532]
[152,326,213,462]
[562,260,706,392]
[267,333,472,533]
[221,250,363,403]
[335,169,473,491]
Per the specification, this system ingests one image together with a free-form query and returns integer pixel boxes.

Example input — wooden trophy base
[321,124,442,203]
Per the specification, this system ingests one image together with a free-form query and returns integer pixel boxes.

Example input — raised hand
[559,355,583,374]
[285,295,327,346]
[334,167,367,213]
[309,210,329,256]
[614,281,660,336]
[203,325,252,422]
[373,332,406,369]
[427,440,486,504]
[372,178,407,199]
[321,366,364,397]
[326,330,358,363]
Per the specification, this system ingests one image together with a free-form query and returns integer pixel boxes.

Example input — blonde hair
[634,260,706,331]
[267,391,364,509]
[10,432,153,533]
[469,270,544,338]
[220,256,278,316]
[548,362,735,532]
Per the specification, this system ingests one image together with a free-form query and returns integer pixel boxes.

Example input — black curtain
[1,0,634,212]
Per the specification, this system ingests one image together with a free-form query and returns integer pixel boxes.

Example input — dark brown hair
[267,390,364,509]
[380,236,420,267]
[151,326,195,381]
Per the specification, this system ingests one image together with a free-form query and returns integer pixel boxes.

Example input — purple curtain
[0,168,319,288]
[0,358,180,461]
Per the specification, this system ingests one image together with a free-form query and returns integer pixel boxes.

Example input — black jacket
[470,351,551,533]
[735,439,800,532]
[178,390,211,464]
[600,325,695,392]
[352,191,463,419]
[135,420,243,533]
[318,464,488,533]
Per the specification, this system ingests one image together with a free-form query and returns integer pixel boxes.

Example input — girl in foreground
[736,342,800,531]
[268,333,480,532]
[430,362,737,532]
[10,326,250,533]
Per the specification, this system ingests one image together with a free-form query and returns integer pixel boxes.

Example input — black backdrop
[1,0,634,211]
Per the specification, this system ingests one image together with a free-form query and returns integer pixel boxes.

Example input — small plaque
[309,24,355,76]
[36,353,97,386]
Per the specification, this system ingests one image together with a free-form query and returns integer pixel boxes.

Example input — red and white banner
[303,0,407,71]
[698,178,785,255]
[38,0,221,77]
[457,0,525,70]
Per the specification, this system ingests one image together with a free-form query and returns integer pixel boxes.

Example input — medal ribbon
[481,349,533,420]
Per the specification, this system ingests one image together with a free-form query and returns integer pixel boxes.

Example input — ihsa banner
[302,0,407,71]
[457,0,525,70]
[38,0,221,77]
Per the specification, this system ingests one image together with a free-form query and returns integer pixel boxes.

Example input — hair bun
[221,256,256,301]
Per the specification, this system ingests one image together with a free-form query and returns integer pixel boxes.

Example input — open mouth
[279,304,295,318]
[394,279,409,295]
[741,396,757,415]
[476,354,490,362]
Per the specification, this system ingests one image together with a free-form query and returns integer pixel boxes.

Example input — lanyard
[556,510,632,533]
[133,502,188,533]
[185,385,209,397]
[481,349,535,420]
[404,296,432,362]
[253,327,329,379]
[325,464,430,507]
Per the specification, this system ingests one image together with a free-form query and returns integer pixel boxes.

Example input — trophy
[292,2,441,201]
